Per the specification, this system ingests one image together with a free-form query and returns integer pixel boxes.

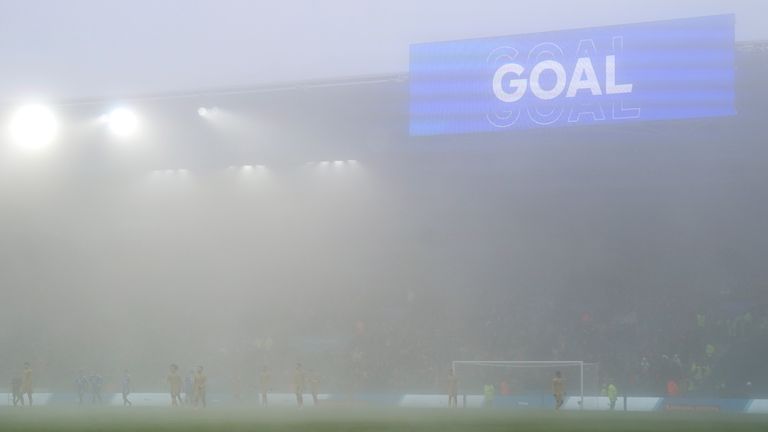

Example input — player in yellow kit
[293,363,305,407]
[308,369,320,406]
[168,364,183,406]
[194,366,207,408]
[21,362,33,406]
[552,371,565,410]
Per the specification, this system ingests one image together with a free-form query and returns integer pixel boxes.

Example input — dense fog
[0,0,767,406]
[1,59,766,397]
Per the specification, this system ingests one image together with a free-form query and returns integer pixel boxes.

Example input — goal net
[451,361,600,410]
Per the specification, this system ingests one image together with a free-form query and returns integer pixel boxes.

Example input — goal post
[451,360,598,409]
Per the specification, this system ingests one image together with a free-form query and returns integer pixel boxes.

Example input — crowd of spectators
[344,286,768,398]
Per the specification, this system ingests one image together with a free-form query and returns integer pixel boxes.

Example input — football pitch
[0,408,765,432]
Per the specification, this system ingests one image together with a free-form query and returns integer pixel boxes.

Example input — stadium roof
[0,0,765,103]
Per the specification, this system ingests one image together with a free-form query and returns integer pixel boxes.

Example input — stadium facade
[0,31,766,402]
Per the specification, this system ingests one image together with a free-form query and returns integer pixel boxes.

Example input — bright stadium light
[198,106,220,118]
[241,164,267,172]
[106,107,139,137]
[9,104,59,151]
[333,160,345,167]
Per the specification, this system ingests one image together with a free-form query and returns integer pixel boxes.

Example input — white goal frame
[451,360,586,409]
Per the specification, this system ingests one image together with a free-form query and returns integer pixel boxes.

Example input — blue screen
[409,15,735,136]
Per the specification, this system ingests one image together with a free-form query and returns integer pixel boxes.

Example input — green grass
[0,408,765,432]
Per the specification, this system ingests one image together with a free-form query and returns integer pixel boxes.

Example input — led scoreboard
[409,15,735,136]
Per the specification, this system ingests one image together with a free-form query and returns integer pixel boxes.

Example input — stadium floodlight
[198,106,220,118]
[333,160,345,167]
[106,107,139,137]
[9,104,59,151]
[240,164,267,174]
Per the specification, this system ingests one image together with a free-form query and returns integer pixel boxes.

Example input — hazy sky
[0,0,765,102]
